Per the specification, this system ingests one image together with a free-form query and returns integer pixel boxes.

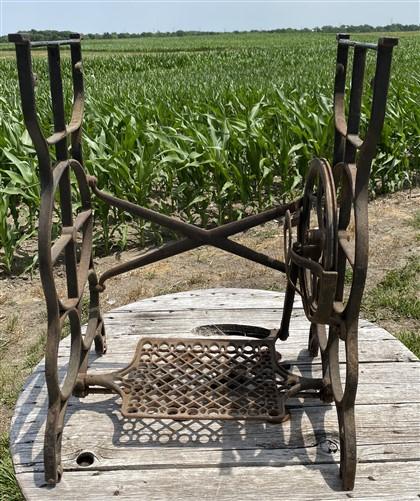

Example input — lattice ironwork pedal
[80,331,296,423]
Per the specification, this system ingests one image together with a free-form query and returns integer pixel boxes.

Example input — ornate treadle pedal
[114,335,290,423]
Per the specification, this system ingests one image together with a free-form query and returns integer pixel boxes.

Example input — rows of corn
[0,32,419,273]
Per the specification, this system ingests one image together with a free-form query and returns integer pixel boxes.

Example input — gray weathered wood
[10,288,420,500]
[16,462,420,500]
[11,402,420,473]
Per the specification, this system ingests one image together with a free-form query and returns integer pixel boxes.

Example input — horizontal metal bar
[80,386,114,395]
[51,234,73,265]
[213,238,286,273]
[46,122,81,145]
[50,210,91,265]
[347,134,363,149]
[91,177,291,286]
[31,39,81,48]
[338,39,377,51]
[98,231,286,289]
[74,209,92,231]
[8,33,81,47]
[91,182,208,241]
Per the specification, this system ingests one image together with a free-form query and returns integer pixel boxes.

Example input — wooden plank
[12,395,420,437]
[102,309,390,338]
[11,402,420,473]
[12,400,420,448]
[17,462,420,500]
[33,333,417,368]
[109,289,303,312]
[13,442,420,475]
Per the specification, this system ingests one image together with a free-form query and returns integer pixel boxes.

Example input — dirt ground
[0,188,419,435]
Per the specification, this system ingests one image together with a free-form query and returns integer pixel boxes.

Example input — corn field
[0,32,419,273]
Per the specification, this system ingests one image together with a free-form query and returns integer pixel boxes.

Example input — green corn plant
[0,32,418,268]
[0,194,35,273]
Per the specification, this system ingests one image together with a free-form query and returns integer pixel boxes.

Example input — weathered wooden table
[11,288,420,499]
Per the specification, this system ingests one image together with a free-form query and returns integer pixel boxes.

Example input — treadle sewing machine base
[9,31,398,492]
[75,326,325,423]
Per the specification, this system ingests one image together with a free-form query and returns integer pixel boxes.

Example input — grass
[0,434,21,501]
[0,316,47,501]
[362,211,420,355]
[396,330,420,358]
[0,329,46,409]
[409,210,420,241]
[0,315,19,353]
[363,255,420,321]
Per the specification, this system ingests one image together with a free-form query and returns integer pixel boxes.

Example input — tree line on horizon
[1,24,419,42]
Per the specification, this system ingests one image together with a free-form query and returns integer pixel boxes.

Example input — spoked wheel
[294,157,338,370]
[297,158,337,324]
[281,158,338,409]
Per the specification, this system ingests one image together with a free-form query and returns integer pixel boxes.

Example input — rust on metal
[9,30,398,491]
[99,335,290,422]
[79,326,324,423]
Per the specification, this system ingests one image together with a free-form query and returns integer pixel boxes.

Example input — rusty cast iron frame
[9,32,397,491]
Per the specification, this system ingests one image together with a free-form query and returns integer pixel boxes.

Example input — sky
[0,0,419,36]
